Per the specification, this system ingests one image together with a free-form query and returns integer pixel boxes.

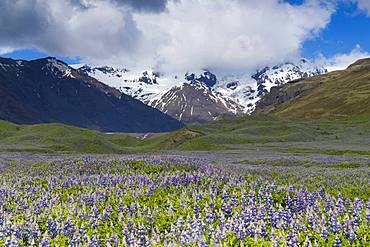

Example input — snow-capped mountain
[74,59,327,123]
[252,59,328,96]
[185,70,217,88]
[214,59,328,113]
[150,82,245,124]
[75,65,181,102]
[0,57,183,132]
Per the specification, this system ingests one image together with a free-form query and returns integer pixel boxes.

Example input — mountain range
[76,59,327,123]
[0,57,183,132]
[2,56,367,135]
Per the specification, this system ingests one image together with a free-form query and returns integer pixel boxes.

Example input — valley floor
[1,150,369,166]
[0,151,368,246]
[1,117,369,245]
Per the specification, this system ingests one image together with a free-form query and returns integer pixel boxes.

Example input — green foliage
[1,158,369,246]
[0,114,369,154]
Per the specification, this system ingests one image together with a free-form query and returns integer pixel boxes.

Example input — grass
[0,114,369,154]
[0,121,137,153]
[237,160,364,169]
[285,148,370,156]
[0,120,206,153]
[179,115,370,151]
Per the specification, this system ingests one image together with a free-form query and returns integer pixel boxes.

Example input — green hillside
[0,120,204,153]
[180,115,370,154]
[256,58,370,118]
[1,115,369,155]
[0,121,136,153]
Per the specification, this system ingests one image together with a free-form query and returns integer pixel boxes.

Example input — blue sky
[301,1,370,59]
[0,0,369,70]
[2,49,81,64]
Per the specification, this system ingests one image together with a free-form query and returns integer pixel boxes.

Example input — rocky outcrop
[255,79,322,114]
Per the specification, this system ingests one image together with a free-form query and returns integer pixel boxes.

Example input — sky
[0,0,369,73]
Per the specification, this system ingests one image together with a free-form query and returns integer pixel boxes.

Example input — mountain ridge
[149,82,245,124]
[76,59,327,123]
[0,57,183,132]
[255,58,370,118]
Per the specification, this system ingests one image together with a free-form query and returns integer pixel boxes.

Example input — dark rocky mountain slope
[0,57,183,132]
[149,83,244,124]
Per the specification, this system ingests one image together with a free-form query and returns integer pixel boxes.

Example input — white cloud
[0,47,15,55]
[0,0,145,65]
[135,0,335,73]
[316,45,370,71]
[0,0,335,73]
[352,0,370,15]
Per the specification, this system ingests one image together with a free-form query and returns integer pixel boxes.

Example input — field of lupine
[0,156,369,246]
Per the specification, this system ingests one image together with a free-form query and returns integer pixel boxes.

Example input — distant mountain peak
[0,56,183,132]
[251,59,327,97]
[78,65,128,76]
[185,69,217,88]
[138,70,158,85]
[150,82,244,123]
[75,58,328,123]
[38,56,69,67]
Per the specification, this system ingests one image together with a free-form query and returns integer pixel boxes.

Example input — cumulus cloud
[112,0,172,13]
[0,0,335,73]
[316,45,370,71]
[0,0,49,50]
[352,0,370,15]
[69,0,172,12]
[137,0,334,73]
[0,0,146,63]
[0,47,15,55]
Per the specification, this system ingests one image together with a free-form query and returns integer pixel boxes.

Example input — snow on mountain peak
[149,82,245,123]
[185,69,217,88]
[251,60,328,96]
[74,64,182,102]
[39,57,72,78]
[45,57,69,71]
[73,58,327,121]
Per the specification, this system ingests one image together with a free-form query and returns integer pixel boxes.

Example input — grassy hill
[0,120,137,153]
[0,115,369,155]
[255,58,370,118]
[180,115,370,154]
[0,120,205,153]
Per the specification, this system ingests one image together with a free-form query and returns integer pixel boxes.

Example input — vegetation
[0,114,369,154]
[0,157,368,246]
